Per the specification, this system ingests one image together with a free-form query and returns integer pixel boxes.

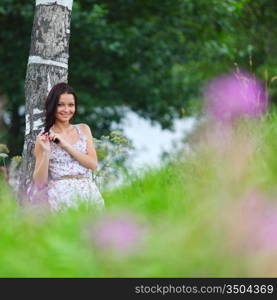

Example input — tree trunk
[18,0,73,204]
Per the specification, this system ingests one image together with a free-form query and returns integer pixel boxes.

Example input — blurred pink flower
[27,182,49,207]
[0,166,8,181]
[258,211,277,249]
[227,189,277,253]
[204,71,268,122]
[88,212,146,255]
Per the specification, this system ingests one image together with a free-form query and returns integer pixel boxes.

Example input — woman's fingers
[39,133,50,143]
[49,133,56,141]
[38,132,58,144]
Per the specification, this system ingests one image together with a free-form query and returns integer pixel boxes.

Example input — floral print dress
[46,124,104,211]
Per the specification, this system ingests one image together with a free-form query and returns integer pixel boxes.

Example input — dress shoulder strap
[74,124,87,140]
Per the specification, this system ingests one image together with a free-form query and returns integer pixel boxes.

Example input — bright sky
[121,111,196,169]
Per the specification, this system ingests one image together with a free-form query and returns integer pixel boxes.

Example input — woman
[32,82,104,211]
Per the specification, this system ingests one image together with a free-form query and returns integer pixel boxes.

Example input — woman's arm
[51,124,98,171]
[32,133,51,186]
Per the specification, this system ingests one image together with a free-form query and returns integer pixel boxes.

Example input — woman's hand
[36,132,51,154]
[48,132,70,150]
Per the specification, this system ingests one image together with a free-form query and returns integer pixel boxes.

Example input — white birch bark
[17,0,73,203]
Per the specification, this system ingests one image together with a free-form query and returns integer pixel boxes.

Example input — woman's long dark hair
[43,82,78,134]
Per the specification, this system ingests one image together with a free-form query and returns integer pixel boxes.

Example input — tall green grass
[0,112,276,277]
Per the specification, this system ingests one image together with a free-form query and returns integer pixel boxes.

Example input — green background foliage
[0,0,276,156]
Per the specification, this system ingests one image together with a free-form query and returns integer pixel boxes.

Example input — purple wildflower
[204,71,268,122]
[89,212,146,255]
[227,189,277,253]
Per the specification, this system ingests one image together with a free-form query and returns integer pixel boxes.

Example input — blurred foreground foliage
[0,111,276,277]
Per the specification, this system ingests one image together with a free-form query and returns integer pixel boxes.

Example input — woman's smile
[58,113,72,119]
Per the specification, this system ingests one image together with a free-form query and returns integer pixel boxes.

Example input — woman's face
[55,93,76,123]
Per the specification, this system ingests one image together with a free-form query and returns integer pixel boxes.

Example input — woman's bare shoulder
[78,123,93,136]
